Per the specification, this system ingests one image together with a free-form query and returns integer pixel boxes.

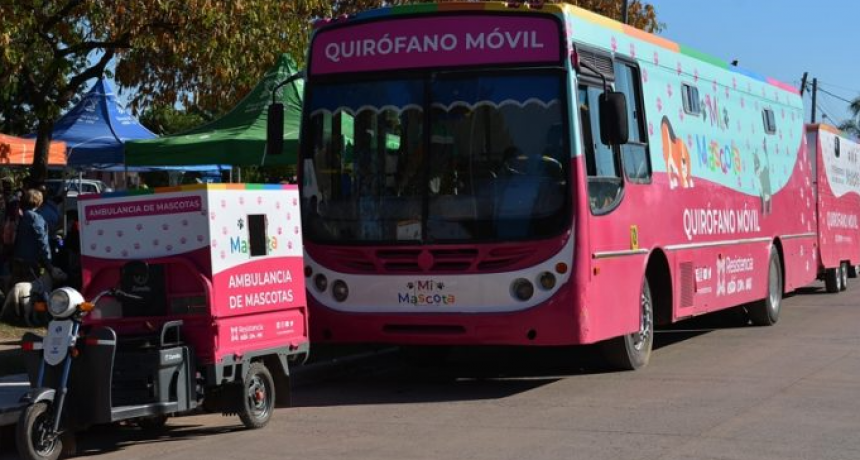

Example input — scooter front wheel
[16,402,62,460]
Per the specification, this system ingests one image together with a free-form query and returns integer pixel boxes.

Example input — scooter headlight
[48,287,84,319]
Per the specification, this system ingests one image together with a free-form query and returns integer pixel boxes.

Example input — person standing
[11,189,53,282]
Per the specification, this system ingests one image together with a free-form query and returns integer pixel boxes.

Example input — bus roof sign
[310,15,562,76]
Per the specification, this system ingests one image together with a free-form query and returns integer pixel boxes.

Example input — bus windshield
[303,71,569,244]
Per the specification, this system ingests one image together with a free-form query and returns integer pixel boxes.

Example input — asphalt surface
[1,281,859,460]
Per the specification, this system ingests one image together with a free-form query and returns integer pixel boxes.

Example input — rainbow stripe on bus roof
[317,1,797,95]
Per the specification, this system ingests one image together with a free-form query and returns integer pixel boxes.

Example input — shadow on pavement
[294,304,774,409]
[70,422,244,458]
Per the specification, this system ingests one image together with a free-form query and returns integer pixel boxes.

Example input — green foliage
[139,105,209,136]
[0,0,329,180]
[838,98,860,138]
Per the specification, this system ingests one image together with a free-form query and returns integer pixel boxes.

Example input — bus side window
[614,61,651,183]
[579,85,623,213]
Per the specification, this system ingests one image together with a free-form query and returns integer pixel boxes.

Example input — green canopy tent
[125,54,303,167]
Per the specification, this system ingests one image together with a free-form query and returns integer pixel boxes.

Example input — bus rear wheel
[748,248,782,326]
[601,279,653,371]
[840,262,849,291]
[824,266,841,293]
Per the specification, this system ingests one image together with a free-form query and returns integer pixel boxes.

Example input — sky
[647,0,859,127]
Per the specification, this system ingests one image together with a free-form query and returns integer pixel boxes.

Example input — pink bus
[297,2,817,369]
[807,124,860,292]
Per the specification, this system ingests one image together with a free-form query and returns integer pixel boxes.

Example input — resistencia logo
[397,280,456,306]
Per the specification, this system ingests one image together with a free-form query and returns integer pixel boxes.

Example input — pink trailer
[807,124,860,292]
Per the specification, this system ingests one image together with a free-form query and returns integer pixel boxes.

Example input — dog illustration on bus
[661,116,694,189]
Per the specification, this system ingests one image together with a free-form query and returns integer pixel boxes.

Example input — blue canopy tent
[30,78,156,167]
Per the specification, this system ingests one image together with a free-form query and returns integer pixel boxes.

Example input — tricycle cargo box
[77,184,308,364]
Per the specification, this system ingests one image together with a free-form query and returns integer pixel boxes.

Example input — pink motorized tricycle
[17,184,308,460]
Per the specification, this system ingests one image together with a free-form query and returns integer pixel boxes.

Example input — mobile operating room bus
[297,2,817,369]
[806,124,860,292]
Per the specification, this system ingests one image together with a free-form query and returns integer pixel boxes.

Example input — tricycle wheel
[238,362,275,429]
[16,402,62,460]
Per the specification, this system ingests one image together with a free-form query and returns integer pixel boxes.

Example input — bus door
[577,51,661,323]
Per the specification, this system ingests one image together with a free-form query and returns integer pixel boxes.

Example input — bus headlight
[314,274,328,292]
[511,278,534,301]
[332,280,349,302]
[48,287,84,319]
[538,272,556,290]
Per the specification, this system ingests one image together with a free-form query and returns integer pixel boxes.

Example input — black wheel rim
[31,410,57,457]
[246,373,271,421]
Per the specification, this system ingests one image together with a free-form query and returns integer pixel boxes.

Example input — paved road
[2,281,859,460]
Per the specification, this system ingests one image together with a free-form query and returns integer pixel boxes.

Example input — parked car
[45,179,112,198]
[44,179,113,235]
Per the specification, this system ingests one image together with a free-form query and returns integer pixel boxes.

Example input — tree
[139,105,208,136]
[0,0,328,182]
[838,98,860,138]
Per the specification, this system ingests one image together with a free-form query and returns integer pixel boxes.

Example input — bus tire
[824,267,840,293]
[840,262,849,291]
[848,265,858,279]
[601,278,653,371]
[749,248,782,326]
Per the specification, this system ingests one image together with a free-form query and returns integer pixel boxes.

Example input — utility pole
[799,72,808,96]
[621,0,629,24]
[811,77,818,123]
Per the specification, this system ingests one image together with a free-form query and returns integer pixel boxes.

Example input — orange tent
[0,134,67,166]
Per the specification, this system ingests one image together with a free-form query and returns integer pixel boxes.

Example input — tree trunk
[30,120,54,184]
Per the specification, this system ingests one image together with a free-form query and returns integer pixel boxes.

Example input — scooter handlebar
[109,288,143,301]
[89,288,143,307]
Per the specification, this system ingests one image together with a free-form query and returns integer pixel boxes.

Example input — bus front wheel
[601,279,653,371]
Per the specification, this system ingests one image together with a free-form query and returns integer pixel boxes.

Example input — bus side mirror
[599,91,629,145]
[267,102,285,156]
